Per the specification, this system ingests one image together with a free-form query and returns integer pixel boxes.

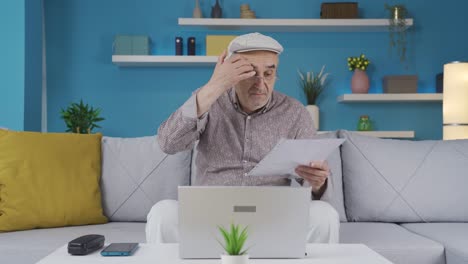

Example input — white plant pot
[221,254,249,264]
[306,105,320,130]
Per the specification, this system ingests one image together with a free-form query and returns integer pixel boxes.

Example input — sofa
[0,130,467,264]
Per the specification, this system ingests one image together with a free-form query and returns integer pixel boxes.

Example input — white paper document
[248,138,346,178]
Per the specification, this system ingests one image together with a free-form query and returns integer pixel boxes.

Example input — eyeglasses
[245,73,278,84]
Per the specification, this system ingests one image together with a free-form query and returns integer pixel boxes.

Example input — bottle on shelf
[193,0,203,18]
[188,37,196,55]
[357,115,373,131]
[211,0,222,18]
[175,37,183,55]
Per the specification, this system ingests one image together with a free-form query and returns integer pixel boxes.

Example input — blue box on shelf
[114,35,151,55]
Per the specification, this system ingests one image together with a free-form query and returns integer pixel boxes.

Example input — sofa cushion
[340,222,445,264]
[0,131,107,232]
[0,222,145,264]
[403,223,468,264]
[101,136,191,222]
[313,131,347,222]
[339,130,468,222]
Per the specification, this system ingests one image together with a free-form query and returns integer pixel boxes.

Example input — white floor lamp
[443,61,468,140]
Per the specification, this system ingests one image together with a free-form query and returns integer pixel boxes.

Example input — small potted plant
[385,3,409,63]
[347,54,371,93]
[298,65,329,130]
[60,99,105,134]
[218,223,249,264]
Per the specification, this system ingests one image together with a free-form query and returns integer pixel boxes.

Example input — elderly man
[146,32,339,244]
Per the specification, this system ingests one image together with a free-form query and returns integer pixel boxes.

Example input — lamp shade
[443,62,468,140]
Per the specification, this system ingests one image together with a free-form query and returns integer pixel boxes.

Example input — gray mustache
[249,89,265,94]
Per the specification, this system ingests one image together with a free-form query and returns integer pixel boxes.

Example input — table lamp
[443,61,468,140]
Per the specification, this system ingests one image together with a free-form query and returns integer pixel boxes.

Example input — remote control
[68,234,105,255]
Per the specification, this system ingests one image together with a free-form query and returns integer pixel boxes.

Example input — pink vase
[351,69,370,94]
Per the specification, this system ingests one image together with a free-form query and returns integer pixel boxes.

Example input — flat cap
[227,32,283,58]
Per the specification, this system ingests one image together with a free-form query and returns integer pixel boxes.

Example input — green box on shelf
[132,36,150,55]
[114,35,132,55]
[114,35,151,55]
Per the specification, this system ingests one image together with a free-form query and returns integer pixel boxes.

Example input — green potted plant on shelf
[60,99,105,134]
[348,54,371,94]
[298,65,330,130]
[385,3,409,63]
[218,223,250,264]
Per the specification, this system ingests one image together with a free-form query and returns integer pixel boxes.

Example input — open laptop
[178,186,310,259]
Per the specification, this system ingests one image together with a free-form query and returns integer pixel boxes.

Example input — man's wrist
[311,179,327,199]
[196,84,225,117]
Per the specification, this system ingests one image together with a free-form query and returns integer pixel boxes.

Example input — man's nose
[253,76,266,87]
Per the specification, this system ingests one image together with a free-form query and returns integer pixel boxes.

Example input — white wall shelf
[354,131,415,138]
[112,55,217,67]
[318,131,415,139]
[178,18,413,32]
[337,93,443,103]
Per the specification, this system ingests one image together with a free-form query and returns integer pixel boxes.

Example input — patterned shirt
[158,88,331,199]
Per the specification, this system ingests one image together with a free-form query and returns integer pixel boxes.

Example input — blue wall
[24,0,43,131]
[0,0,43,131]
[44,0,468,139]
[0,1,25,130]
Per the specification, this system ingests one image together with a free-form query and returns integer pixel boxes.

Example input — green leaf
[236,226,248,253]
[219,226,231,247]
[231,223,238,254]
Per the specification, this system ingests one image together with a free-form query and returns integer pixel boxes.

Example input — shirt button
[243,160,247,163]
[244,173,248,176]
[247,116,251,120]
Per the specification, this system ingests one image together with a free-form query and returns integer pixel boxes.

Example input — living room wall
[0,0,42,131]
[1,1,25,130]
[44,0,468,139]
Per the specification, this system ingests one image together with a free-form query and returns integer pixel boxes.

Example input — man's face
[234,51,279,114]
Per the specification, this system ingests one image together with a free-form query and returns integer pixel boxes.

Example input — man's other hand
[295,160,330,196]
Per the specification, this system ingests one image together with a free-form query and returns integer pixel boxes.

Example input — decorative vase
[306,105,320,130]
[193,0,203,18]
[211,0,222,18]
[221,254,249,264]
[351,69,370,94]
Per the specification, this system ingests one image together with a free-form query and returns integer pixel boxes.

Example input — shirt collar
[228,88,274,115]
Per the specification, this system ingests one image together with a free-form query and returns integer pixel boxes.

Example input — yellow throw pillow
[0,130,108,232]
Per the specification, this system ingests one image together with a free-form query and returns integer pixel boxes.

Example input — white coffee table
[37,243,393,264]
